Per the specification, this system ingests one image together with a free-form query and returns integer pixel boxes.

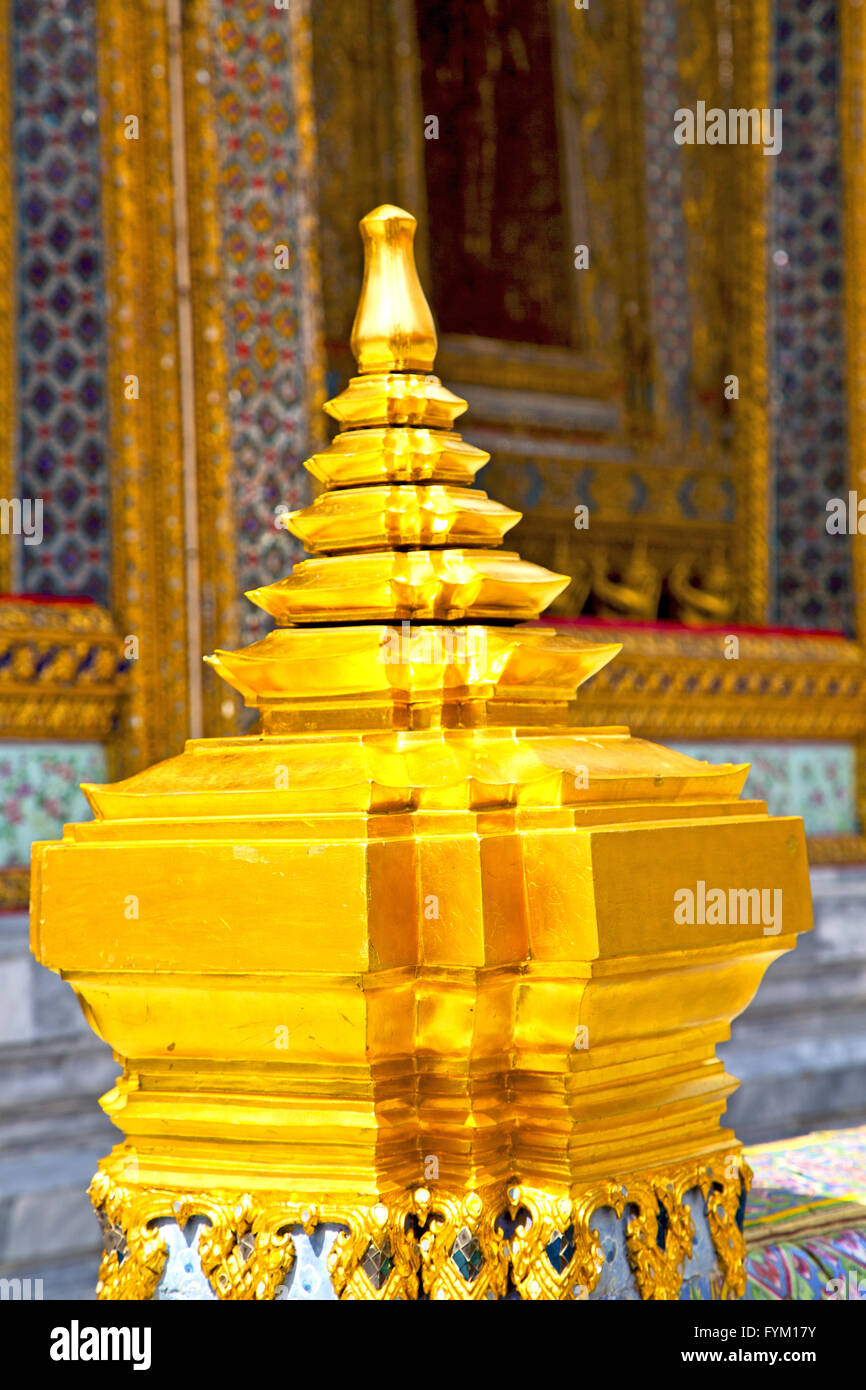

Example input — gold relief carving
[510,1185,621,1302]
[0,601,124,743]
[327,1199,419,1301]
[668,549,736,625]
[0,867,29,911]
[484,455,735,531]
[706,1159,752,1300]
[573,619,866,862]
[417,1189,509,1302]
[197,1195,297,1302]
[90,1162,750,1301]
[89,1172,170,1303]
[624,1160,750,1301]
[589,540,662,621]
[570,624,866,740]
[623,1180,689,1302]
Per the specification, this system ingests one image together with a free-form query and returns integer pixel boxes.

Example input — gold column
[96,0,190,769]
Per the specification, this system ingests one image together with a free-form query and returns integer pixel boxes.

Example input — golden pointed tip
[360,204,417,230]
[351,203,437,375]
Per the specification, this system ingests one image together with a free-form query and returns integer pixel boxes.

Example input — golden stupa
[30,206,811,1301]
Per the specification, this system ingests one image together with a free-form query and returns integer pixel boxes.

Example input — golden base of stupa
[30,206,811,1301]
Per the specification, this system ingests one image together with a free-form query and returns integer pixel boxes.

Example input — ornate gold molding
[0,599,124,740]
[0,866,28,911]
[731,0,772,626]
[570,623,866,740]
[0,598,124,912]
[197,1194,297,1301]
[569,620,866,862]
[90,1156,750,1302]
[90,1171,170,1302]
[329,1198,420,1301]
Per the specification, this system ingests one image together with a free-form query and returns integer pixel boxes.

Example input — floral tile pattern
[0,740,106,868]
[203,0,316,646]
[770,0,851,631]
[669,740,858,836]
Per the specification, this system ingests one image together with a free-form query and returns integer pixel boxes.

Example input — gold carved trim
[329,1198,419,1301]
[0,0,14,595]
[510,1184,619,1301]
[180,0,239,739]
[571,624,866,738]
[95,0,190,775]
[285,0,328,452]
[90,1171,170,1302]
[0,867,29,911]
[0,599,124,741]
[674,0,771,624]
[90,1156,750,1301]
[0,598,124,910]
[196,1194,297,1301]
[438,336,618,402]
[417,1189,509,1302]
[732,0,772,625]
[570,621,866,863]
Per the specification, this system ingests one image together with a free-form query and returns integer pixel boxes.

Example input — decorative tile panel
[639,0,693,429]
[200,0,321,647]
[770,0,851,631]
[669,739,858,837]
[0,739,105,868]
[11,0,110,603]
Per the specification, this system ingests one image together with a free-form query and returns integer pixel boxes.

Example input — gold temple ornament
[30,205,812,1301]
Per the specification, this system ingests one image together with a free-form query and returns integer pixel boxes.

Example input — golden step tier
[284,485,521,554]
[207,624,620,731]
[246,549,569,625]
[304,427,489,490]
[208,624,616,705]
[324,371,468,431]
[78,727,751,821]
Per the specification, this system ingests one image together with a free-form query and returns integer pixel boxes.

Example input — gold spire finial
[350,205,437,374]
[235,204,571,629]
